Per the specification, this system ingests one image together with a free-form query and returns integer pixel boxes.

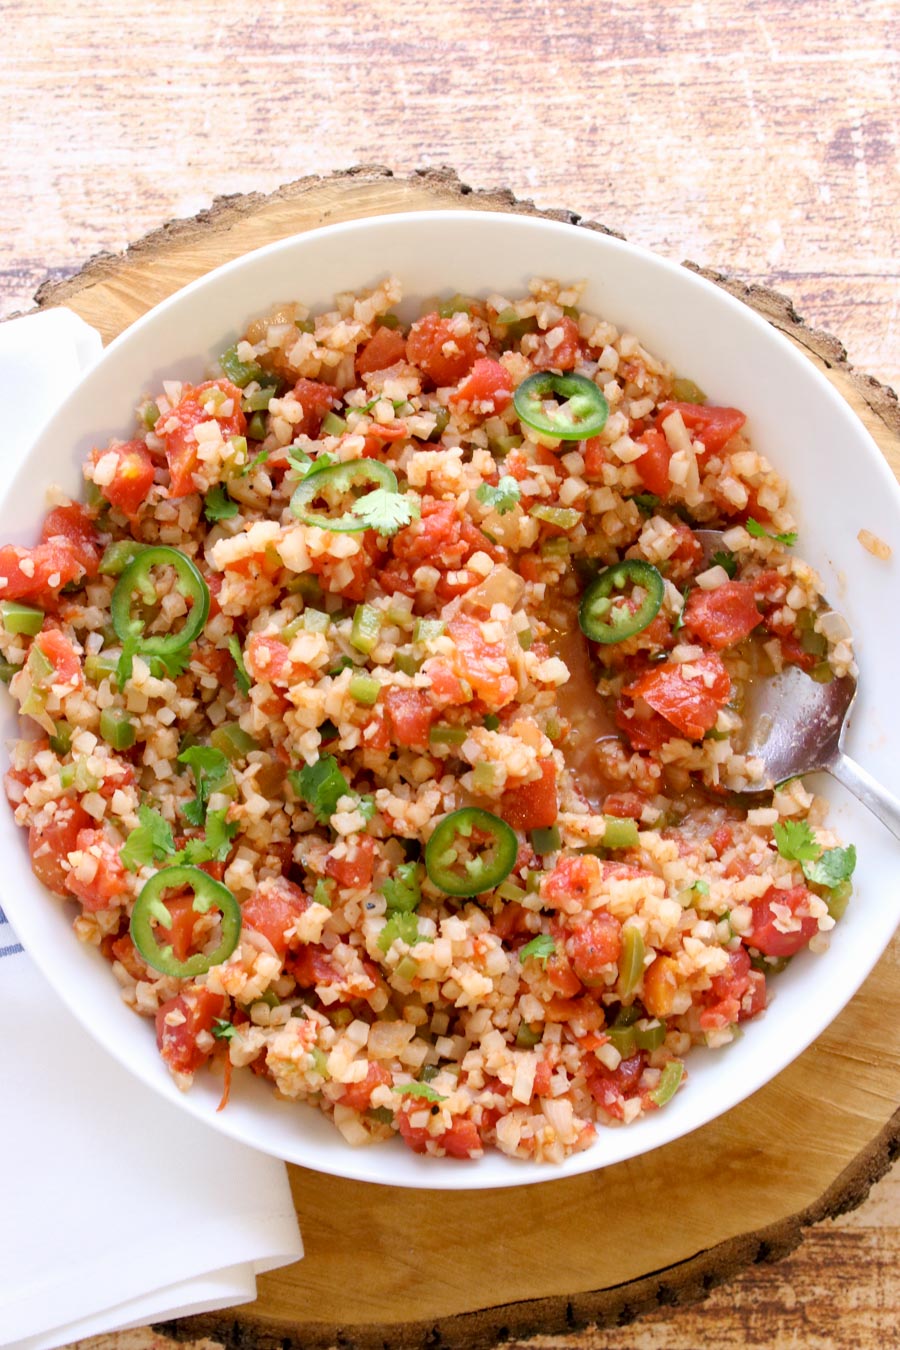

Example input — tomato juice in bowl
[1,211,898,1190]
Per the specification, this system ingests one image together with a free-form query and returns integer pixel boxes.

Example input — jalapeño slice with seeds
[579,560,664,645]
[425,807,518,898]
[513,372,609,441]
[111,545,210,658]
[290,459,398,532]
[130,864,241,979]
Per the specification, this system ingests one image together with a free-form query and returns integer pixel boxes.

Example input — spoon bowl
[694,530,900,839]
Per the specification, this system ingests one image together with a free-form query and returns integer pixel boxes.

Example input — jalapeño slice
[579,560,664,645]
[111,545,210,658]
[513,372,609,441]
[425,807,518,897]
[130,864,241,979]
[290,459,398,532]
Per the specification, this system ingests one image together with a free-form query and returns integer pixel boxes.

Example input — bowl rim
[5,207,900,1190]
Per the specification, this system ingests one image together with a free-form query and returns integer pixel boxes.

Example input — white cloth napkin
[0,309,304,1350]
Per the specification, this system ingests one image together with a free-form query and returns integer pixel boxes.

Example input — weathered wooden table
[2,2,898,1346]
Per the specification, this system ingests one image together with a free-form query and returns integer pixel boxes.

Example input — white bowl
[4,211,899,1190]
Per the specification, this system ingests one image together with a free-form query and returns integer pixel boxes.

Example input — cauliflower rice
[1,276,858,1163]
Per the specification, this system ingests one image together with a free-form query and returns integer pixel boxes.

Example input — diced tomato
[602,791,646,820]
[406,312,484,386]
[441,1116,483,1158]
[338,1061,392,1111]
[89,441,155,519]
[356,327,408,376]
[324,834,376,889]
[425,660,469,708]
[156,986,227,1076]
[667,520,704,582]
[492,902,531,942]
[0,541,85,602]
[397,1110,482,1158]
[241,877,311,957]
[541,854,601,908]
[448,614,517,710]
[34,628,83,689]
[634,428,673,496]
[657,402,747,455]
[28,802,91,893]
[245,633,293,686]
[532,1060,554,1097]
[393,498,463,565]
[709,824,734,857]
[450,358,514,414]
[624,653,731,740]
[156,380,246,497]
[779,633,816,671]
[64,828,128,912]
[384,687,436,749]
[614,700,676,752]
[744,884,819,958]
[364,420,408,443]
[290,378,339,438]
[582,436,607,480]
[530,316,582,371]
[543,994,605,1031]
[541,921,584,995]
[588,1051,645,1120]
[155,893,200,962]
[700,947,767,1030]
[500,761,558,832]
[568,914,623,986]
[108,932,151,981]
[41,503,101,575]
[642,955,681,1018]
[683,581,763,650]
[290,943,341,987]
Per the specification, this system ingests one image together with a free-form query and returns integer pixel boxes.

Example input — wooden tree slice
[33,166,900,1349]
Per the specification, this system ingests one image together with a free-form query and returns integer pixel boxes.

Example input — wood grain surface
[2,1,898,1346]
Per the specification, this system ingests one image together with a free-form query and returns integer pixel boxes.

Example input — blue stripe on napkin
[0,905,24,958]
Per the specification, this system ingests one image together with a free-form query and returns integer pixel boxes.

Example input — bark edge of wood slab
[154,1108,900,1350]
[26,164,900,1348]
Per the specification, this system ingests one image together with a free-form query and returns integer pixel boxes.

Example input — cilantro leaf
[212,1018,238,1041]
[120,803,177,873]
[711,549,738,579]
[673,585,691,633]
[519,933,556,966]
[802,844,857,889]
[772,819,821,863]
[381,862,421,914]
[288,754,349,823]
[240,448,270,477]
[227,635,251,695]
[692,879,710,896]
[746,517,798,548]
[176,807,239,866]
[290,450,335,480]
[632,492,660,515]
[350,488,420,536]
[178,745,231,826]
[147,648,192,680]
[313,878,334,909]
[476,475,521,516]
[391,1081,446,1102]
[204,484,239,523]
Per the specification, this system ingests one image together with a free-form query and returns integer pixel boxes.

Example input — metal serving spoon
[693,530,900,840]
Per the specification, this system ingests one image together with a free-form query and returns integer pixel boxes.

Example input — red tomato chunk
[64,828,128,912]
[241,877,311,957]
[683,582,763,650]
[745,884,819,958]
[406,312,484,386]
[624,654,731,741]
[156,986,227,1075]
[500,761,558,832]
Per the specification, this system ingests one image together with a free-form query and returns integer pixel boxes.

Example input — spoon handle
[828,751,900,843]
